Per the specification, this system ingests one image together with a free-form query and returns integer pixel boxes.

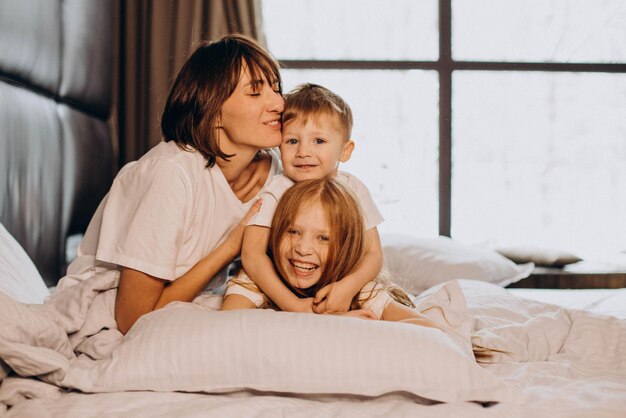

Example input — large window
[262,0,626,258]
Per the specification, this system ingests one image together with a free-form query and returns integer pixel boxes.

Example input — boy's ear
[340,140,355,162]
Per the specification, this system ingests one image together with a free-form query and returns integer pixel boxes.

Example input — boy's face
[280,114,354,182]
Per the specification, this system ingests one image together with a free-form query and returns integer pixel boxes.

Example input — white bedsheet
[509,287,626,319]
[1,279,625,418]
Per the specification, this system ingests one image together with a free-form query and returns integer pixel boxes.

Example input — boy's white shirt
[248,171,384,230]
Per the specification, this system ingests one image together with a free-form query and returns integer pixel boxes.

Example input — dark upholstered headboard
[0,0,116,286]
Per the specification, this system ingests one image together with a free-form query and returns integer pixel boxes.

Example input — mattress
[508,287,626,318]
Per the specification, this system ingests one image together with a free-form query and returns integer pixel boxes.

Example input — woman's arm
[115,269,166,334]
[115,199,262,335]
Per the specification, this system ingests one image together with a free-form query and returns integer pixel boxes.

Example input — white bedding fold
[0,278,520,407]
[0,269,121,384]
[1,278,625,418]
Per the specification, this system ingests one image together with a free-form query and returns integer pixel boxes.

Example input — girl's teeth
[292,261,316,270]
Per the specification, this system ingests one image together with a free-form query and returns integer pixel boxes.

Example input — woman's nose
[267,89,284,113]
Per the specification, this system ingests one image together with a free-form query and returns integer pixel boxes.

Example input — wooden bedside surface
[507,267,626,289]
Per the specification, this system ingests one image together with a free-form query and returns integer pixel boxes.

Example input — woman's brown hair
[161,34,282,167]
[268,178,365,299]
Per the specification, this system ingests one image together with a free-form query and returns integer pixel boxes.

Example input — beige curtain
[113,0,265,165]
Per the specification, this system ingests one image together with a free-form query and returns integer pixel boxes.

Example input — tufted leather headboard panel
[0,0,115,286]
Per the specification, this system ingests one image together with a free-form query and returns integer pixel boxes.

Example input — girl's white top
[226,272,392,319]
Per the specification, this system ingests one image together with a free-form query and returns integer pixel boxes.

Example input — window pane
[280,69,439,237]
[262,0,438,60]
[453,0,626,63]
[452,71,626,258]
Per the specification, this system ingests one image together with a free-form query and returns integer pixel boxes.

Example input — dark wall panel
[0,0,115,286]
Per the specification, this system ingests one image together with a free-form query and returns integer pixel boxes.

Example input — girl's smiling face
[277,201,330,290]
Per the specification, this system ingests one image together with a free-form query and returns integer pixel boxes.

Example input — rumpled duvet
[1,275,625,418]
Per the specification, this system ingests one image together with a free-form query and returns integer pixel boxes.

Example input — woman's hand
[222,199,263,259]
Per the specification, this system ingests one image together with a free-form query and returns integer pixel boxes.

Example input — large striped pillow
[59,282,520,404]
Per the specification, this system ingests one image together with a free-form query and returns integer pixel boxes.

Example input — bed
[1,2,626,417]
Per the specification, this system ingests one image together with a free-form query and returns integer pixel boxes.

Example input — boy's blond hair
[282,83,353,140]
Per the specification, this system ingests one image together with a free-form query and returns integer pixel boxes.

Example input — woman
[60,34,284,334]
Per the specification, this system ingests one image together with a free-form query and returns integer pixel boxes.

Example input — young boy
[241,83,384,314]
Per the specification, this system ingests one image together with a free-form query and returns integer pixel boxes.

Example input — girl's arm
[115,200,262,335]
[313,227,383,314]
[221,294,257,310]
[241,225,313,312]
[382,296,496,361]
[381,299,440,329]
[336,308,377,320]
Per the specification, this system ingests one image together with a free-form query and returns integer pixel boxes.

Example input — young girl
[223,178,438,327]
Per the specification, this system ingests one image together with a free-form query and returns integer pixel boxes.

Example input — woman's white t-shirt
[58,141,279,291]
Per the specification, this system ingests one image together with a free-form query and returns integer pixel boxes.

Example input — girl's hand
[335,308,377,320]
[312,281,355,314]
[223,199,263,258]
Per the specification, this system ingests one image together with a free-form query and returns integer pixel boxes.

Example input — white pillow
[0,223,50,303]
[382,233,533,295]
[58,282,520,405]
[495,245,582,267]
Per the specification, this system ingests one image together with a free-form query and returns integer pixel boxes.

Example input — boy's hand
[287,297,315,313]
[312,281,356,314]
